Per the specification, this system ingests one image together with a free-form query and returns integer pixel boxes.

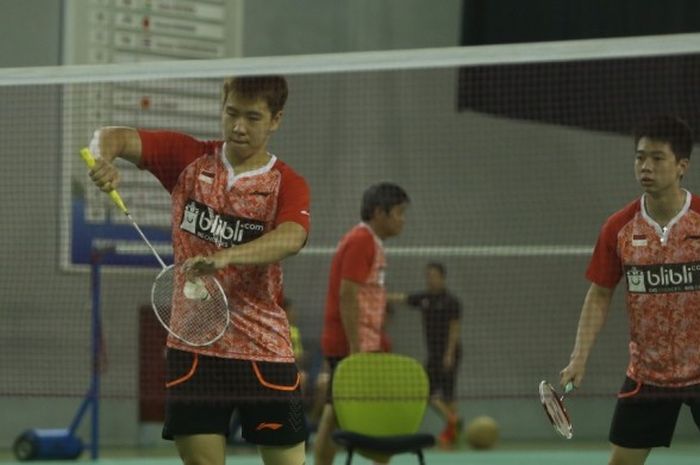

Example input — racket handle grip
[80,148,129,214]
[564,381,575,394]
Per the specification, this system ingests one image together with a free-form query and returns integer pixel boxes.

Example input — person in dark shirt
[400,262,462,447]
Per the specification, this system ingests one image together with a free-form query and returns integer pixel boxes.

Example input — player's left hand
[183,255,220,278]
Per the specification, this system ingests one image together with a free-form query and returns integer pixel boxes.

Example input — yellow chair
[331,353,435,465]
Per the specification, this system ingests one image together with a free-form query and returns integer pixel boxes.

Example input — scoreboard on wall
[60,0,242,269]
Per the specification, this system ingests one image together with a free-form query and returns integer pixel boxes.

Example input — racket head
[150,265,230,347]
[539,380,573,439]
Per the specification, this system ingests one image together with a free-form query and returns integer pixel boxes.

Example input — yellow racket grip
[79,148,129,214]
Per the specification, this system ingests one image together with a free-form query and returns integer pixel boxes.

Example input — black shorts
[426,359,459,402]
[609,377,700,448]
[163,348,308,446]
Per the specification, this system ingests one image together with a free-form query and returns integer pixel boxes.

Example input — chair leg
[416,449,426,465]
[345,447,354,465]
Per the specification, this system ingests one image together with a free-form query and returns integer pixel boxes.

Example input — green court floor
[1,441,698,465]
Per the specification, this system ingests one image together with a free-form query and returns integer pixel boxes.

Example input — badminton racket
[79,148,230,346]
[539,380,574,439]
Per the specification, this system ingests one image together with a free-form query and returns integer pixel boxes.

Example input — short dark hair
[360,182,410,221]
[426,262,446,277]
[222,76,288,115]
[634,115,693,160]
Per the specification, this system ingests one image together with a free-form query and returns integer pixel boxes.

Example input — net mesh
[1,35,700,443]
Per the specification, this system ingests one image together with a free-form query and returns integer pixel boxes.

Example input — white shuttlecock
[183,279,210,301]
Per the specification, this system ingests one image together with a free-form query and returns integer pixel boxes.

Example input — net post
[86,246,112,460]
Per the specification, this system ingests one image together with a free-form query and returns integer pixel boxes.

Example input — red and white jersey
[321,223,387,357]
[587,190,700,387]
[138,130,310,362]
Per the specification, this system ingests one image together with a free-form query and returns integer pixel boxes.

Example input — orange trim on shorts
[165,352,199,388]
[617,379,643,399]
[251,361,300,391]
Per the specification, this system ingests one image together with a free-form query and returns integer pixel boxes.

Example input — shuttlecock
[183,278,210,301]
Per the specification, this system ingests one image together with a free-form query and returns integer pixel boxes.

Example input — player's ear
[269,110,283,132]
[371,205,386,221]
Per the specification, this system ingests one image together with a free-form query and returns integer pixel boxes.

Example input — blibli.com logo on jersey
[624,263,700,294]
[180,199,265,247]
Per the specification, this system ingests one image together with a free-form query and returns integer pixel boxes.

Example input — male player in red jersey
[560,115,700,465]
[314,182,410,465]
[86,76,309,465]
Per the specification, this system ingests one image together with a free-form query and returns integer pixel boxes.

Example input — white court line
[90,241,593,257]
[64,243,593,274]
[300,245,593,257]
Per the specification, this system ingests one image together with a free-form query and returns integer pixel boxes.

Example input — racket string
[547,400,570,434]
[540,382,573,439]
[151,266,230,346]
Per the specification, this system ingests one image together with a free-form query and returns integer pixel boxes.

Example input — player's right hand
[559,359,586,391]
[88,157,121,193]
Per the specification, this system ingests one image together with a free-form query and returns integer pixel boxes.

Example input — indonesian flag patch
[198,171,215,184]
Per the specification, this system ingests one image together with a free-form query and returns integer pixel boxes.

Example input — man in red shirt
[560,115,700,465]
[86,76,309,465]
[314,182,410,465]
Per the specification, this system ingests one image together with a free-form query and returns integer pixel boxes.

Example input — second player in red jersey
[560,115,700,465]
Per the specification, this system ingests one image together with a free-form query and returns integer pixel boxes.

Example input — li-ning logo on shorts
[256,422,283,431]
[180,199,265,247]
[624,262,700,293]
